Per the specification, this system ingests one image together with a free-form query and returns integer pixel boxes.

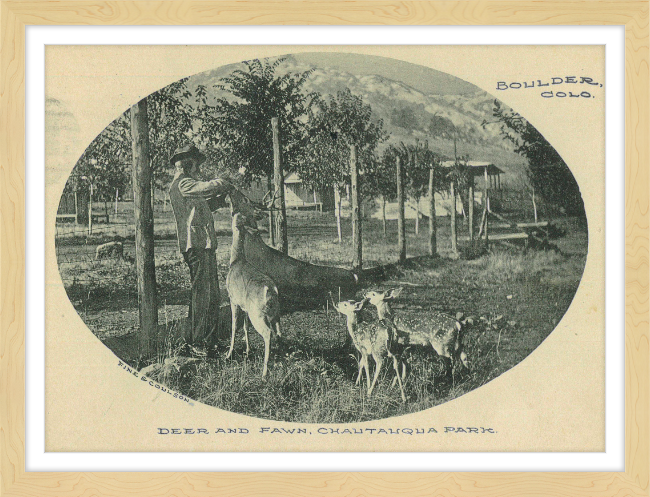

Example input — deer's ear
[387,287,403,299]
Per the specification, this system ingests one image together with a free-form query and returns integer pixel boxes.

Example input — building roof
[441,160,504,176]
[284,171,302,184]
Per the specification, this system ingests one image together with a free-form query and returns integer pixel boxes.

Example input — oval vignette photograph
[53,52,588,424]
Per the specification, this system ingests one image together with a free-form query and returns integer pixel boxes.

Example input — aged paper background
[44,45,605,452]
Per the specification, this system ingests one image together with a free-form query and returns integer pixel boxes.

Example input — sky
[188,52,480,97]
[293,52,479,95]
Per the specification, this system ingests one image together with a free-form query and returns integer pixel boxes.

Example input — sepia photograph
[45,45,604,452]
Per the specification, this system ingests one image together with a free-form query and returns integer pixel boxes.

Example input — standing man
[169,144,233,353]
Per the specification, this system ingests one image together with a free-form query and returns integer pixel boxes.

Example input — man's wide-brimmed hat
[170,144,206,166]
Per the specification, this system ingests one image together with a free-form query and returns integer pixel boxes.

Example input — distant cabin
[246,173,334,212]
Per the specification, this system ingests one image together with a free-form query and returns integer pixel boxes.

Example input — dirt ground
[59,214,588,422]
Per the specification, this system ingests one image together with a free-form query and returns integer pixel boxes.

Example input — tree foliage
[296,88,387,192]
[196,58,317,185]
[66,78,195,200]
[67,114,131,202]
[147,78,195,190]
[382,141,447,202]
[488,100,584,216]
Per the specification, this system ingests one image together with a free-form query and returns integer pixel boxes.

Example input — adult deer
[226,188,358,297]
[365,288,469,380]
[225,212,281,378]
[333,297,407,403]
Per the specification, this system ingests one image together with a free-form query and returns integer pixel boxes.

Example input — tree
[296,88,387,242]
[67,77,195,217]
[365,150,396,234]
[66,114,132,229]
[486,99,585,216]
[146,78,195,201]
[402,141,432,235]
[197,58,317,184]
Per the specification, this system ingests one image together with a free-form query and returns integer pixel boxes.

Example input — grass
[58,211,588,422]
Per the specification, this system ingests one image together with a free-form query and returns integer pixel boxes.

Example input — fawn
[333,298,407,403]
[365,288,469,379]
[226,213,281,378]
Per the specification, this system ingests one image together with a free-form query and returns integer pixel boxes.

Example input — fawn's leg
[363,353,371,391]
[355,355,364,386]
[368,356,383,398]
[391,355,406,403]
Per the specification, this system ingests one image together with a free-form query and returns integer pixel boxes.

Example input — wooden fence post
[131,98,158,359]
[87,182,93,236]
[397,154,406,263]
[267,175,275,247]
[484,167,490,248]
[350,144,362,272]
[468,175,474,243]
[450,180,457,253]
[428,167,437,256]
[334,185,342,243]
[271,117,288,254]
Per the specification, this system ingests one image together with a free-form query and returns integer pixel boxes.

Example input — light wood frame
[1,2,647,496]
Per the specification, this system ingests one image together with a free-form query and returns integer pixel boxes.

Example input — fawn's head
[333,298,368,322]
[365,287,403,318]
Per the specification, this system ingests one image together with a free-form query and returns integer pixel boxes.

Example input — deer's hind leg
[242,316,250,355]
[226,303,244,359]
[249,312,273,378]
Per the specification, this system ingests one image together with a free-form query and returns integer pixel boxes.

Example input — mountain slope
[188,55,528,181]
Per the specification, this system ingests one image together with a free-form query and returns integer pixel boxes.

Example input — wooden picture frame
[1,1,647,496]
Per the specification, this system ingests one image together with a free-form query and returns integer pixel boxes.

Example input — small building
[441,160,505,190]
[246,173,334,212]
[283,172,334,211]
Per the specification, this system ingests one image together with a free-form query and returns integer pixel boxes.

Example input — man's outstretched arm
[178,177,232,198]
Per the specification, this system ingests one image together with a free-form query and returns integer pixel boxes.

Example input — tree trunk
[334,185,342,243]
[450,180,457,254]
[532,188,538,223]
[350,144,362,272]
[397,155,406,263]
[428,168,437,256]
[115,188,119,215]
[272,118,288,254]
[130,98,158,359]
[74,188,79,225]
[415,196,420,235]
[382,195,387,235]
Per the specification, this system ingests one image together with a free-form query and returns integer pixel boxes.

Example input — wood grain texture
[0,1,647,496]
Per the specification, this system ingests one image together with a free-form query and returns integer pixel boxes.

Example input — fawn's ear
[353,299,368,312]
